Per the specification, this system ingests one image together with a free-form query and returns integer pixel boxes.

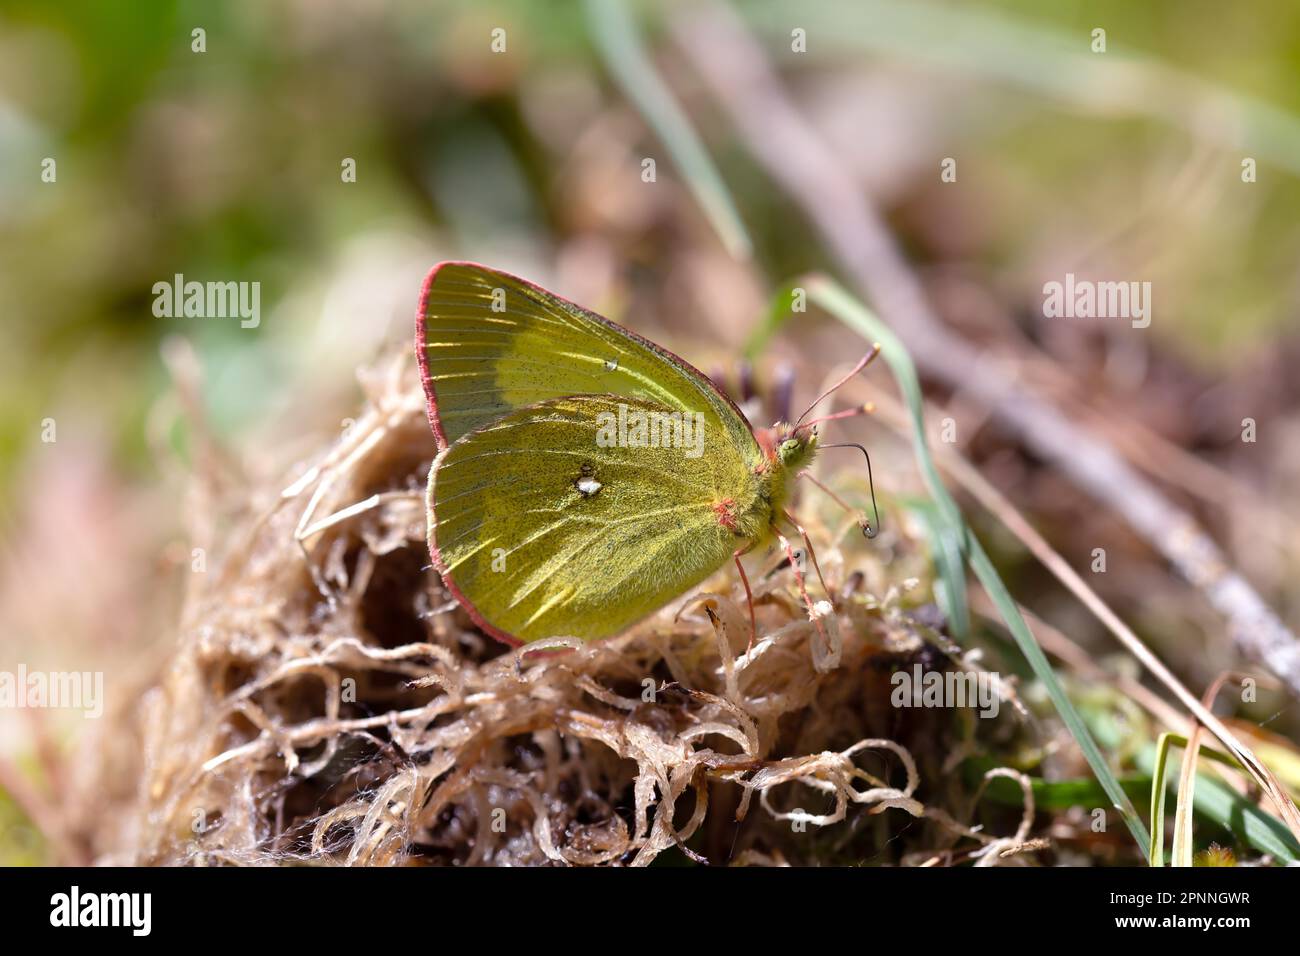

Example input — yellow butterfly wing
[416,261,761,463]
[428,394,769,644]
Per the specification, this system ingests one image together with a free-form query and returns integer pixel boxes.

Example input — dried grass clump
[118,353,1020,866]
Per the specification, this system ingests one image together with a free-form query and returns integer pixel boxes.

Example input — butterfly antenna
[794,344,882,429]
[798,401,875,431]
[819,442,882,538]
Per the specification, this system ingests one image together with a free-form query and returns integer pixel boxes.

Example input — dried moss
[107,354,1031,866]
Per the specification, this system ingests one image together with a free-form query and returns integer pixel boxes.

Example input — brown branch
[672,1,1300,697]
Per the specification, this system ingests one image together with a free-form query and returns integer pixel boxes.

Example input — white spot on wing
[576,477,603,496]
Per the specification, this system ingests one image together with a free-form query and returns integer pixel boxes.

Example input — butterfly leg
[781,509,833,609]
[774,526,831,648]
[733,544,757,651]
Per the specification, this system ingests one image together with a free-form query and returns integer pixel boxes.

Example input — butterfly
[416,261,880,646]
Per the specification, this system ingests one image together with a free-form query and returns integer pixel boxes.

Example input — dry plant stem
[672,0,1300,698]
[860,382,1300,837]
[1171,731,1198,867]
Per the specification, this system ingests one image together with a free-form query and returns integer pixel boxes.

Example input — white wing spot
[576,477,603,497]
[604,357,618,371]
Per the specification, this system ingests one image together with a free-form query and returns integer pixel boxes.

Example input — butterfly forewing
[417,262,761,463]
[429,395,765,644]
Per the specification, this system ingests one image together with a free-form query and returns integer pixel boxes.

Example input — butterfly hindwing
[429,394,768,644]
[417,262,761,466]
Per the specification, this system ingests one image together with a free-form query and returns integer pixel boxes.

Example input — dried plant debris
[108,357,1043,867]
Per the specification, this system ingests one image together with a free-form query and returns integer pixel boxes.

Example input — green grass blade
[583,0,753,260]
[969,761,1150,810]
[802,274,1152,855]
[1149,732,1180,867]
[902,498,971,642]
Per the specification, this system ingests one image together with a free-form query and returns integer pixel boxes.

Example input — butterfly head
[775,423,819,472]
[758,347,886,536]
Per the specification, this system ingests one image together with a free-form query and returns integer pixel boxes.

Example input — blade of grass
[902,498,971,642]
[969,762,1150,811]
[583,0,753,260]
[801,274,1151,854]
[1149,732,1178,867]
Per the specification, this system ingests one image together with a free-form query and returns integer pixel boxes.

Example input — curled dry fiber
[116,357,1008,866]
